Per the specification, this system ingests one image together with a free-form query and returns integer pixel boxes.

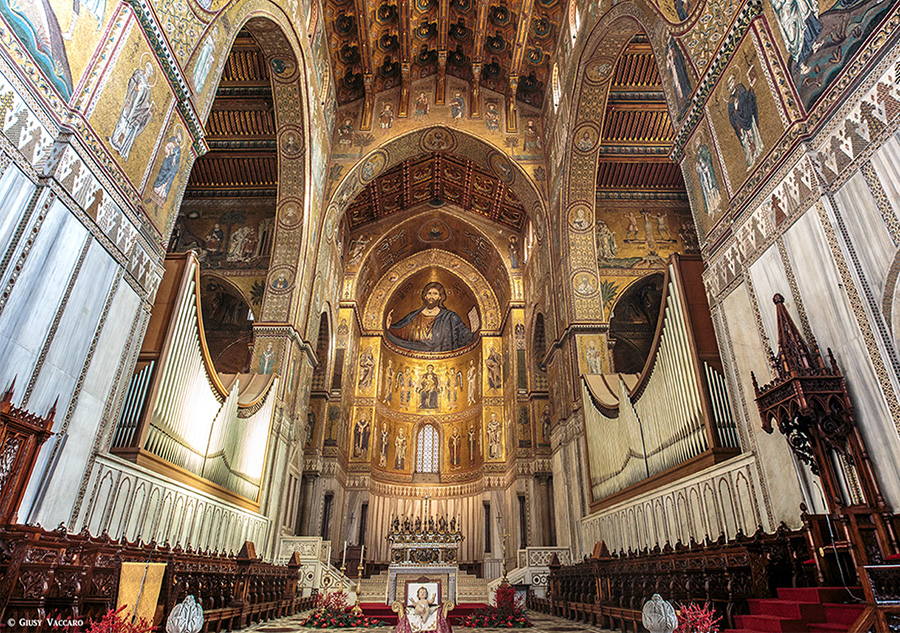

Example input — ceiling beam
[470,1,489,118]
[596,152,675,163]
[206,136,277,146]
[216,80,271,91]
[436,0,450,105]
[605,101,669,112]
[622,41,653,55]
[228,36,260,50]
[355,0,375,130]
[399,0,412,116]
[196,149,277,159]
[210,98,272,111]
[507,0,535,132]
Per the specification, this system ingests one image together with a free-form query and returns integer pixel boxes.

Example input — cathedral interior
[3,0,900,630]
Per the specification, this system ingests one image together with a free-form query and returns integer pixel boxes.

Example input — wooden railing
[528,525,811,631]
[0,524,316,631]
[847,566,900,633]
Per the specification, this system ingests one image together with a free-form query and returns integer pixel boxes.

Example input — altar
[385,510,463,606]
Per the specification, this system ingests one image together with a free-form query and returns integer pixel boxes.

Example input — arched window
[551,64,561,109]
[416,425,440,473]
[310,312,330,392]
[532,313,548,390]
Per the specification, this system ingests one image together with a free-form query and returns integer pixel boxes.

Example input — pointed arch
[556,3,697,324]
[530,312,549,391]
[171,7,316,387]
[326,126,550,250]
[311,310,332,392]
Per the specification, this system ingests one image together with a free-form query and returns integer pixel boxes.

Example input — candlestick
[352,543,365,615]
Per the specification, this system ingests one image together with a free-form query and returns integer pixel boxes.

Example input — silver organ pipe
[581,378,649,501]
[202,384,277,500]
[146,267,222,474]
[705,361,739,448]
[112,360,154,448]
[110,253,278,502]
[583,255,739,505]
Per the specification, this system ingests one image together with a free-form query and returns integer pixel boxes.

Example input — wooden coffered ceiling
[326,0,563,107]
[597,35,686,196]
[345,152,527,230]
[185,32,277,199]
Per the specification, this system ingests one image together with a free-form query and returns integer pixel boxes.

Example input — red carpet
[359,603,490,626]
[723,587,865,633]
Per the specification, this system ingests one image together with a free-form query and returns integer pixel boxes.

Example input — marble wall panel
[782,209,900,507]
[27,277,141,527]
[833,173,895,301]
[870,133,900,221]
[0,163,36,273]
[26,240,118,414]
[748,244,791,350]
[721,280,802,526]
[0,197,87,398]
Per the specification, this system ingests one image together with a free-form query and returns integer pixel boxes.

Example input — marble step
[356,570,490,603]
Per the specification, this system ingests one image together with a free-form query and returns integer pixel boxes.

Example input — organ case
[582,255,740,509]
[110,252,278,507]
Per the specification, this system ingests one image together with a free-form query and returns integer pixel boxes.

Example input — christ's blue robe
[386,306,476,352]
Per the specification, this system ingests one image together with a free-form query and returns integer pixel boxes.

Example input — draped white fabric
[365,490,487,563]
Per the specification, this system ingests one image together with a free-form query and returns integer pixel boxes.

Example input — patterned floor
[248,610,616,633]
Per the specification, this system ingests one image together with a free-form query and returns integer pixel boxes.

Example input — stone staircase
[359,570,390,602]
[723,587,866,633]
[358,569,490,603]
[458,570,490,602]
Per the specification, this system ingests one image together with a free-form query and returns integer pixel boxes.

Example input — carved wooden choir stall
[0,525,315,631]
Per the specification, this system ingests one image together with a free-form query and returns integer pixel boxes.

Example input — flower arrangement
[301,591,384,628]
[84,606,153,633]
[674,602,722,633]
[462,583,531,628]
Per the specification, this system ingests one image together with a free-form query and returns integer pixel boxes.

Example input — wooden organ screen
[582,255,740,509]
[110,253,278,506]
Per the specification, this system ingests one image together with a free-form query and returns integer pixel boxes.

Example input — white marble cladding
[516,546,572,568]
[552,411,590,558]
[75,453,270,554]
[506,546,572,598]
[278,534,333,564]
[278,536,349,597]
[579,453,765,555]
[0,68,160,299]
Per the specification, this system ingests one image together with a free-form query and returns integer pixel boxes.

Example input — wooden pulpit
[0,383,55,525]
